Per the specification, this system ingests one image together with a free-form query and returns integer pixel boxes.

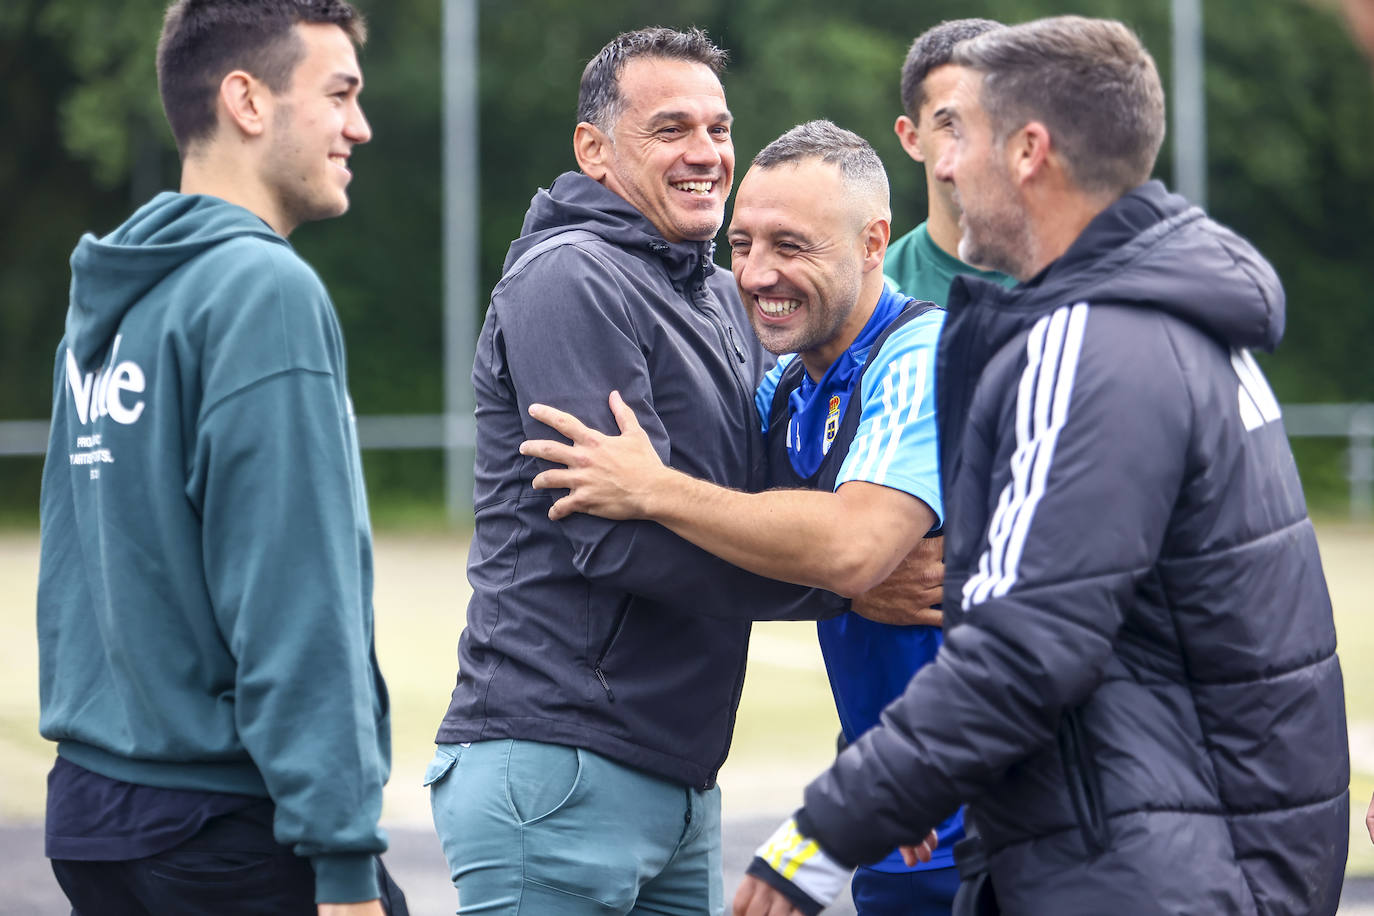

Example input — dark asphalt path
[0,816,854,916]
[4,818,1369,915]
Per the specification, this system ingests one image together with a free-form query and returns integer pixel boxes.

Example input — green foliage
[38,0,168,186]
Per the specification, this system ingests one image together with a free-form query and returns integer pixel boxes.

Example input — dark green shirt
[883,221,1014,304]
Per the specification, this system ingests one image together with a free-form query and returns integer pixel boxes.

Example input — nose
[932,143,955,184]
[346,100,372,145]
[682,126,722,168]
[734,246,778,293]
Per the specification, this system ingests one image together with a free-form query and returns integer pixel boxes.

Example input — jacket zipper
[591,597,632,702]
[1058,708,1109,854]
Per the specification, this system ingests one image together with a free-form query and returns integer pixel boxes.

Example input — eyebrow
[329,73,362,90]
[648,109,733,127]
[931,104,957,123]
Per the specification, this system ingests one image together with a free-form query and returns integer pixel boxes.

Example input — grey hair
[577,27,727,133]
[752,120,890,219]
[899,19,1003,121]
[952,15,1166,194]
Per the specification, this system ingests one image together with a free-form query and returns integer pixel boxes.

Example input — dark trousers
[50,806,408,916]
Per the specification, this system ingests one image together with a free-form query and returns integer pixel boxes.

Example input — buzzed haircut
[899,18,1003,120]
[753,120,890,222]
[578,27,727,133]
[157,0,367,157]
[952,16,1166,194]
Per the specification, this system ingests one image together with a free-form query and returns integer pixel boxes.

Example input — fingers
[909,608,944,627]
[520,439,578,467]
[608,390,643,436]
[528,402,596,442]
[898,830,939,866]
[732,877,801,916]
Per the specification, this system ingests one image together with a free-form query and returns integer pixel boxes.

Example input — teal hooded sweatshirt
[37,192,391,904]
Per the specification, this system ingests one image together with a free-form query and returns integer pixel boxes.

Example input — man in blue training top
[521,120,947,912]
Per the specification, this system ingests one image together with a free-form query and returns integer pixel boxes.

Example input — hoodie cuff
[311,852,380,904]
[749,815,851,914]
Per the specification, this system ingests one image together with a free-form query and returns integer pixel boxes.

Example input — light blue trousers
[427,739,723,915]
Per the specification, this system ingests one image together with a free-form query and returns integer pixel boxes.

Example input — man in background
[885,19,1012,302]
[37,1,401,914]
[738,16,1347,916]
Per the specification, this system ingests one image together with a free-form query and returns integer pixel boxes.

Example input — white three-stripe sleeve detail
[874,351,927,484]
[992,303,1088,599]
[964,317,1049,607]
[855,366,899,482]
[963,303,1090,609]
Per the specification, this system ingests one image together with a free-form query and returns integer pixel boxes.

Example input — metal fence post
[1350,405,1374,521]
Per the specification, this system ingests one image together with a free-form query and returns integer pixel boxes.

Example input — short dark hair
[953,16,1166,194]
[157,0,367,157]
[753,120,889,218]
[899,18,1003,121]
[577,27,727,133]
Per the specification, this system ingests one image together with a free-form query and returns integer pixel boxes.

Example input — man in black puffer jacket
[738,16,1348,916]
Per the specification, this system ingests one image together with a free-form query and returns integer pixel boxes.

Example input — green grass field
[2,521,1371,869]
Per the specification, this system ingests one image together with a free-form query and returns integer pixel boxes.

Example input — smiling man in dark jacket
[427,27,843,915]
[738,16,1348,916]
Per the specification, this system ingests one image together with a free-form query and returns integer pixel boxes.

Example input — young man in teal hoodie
[36,2,403,914]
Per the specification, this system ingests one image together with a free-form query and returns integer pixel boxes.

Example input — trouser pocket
[505,740,583,825]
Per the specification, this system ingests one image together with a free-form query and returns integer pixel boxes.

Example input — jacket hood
[506,171,715,285]
[66,192,285,364]
[955,181,1285,354]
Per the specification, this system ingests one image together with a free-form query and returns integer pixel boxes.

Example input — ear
[860,217,891,273]
[573,121,611,181]
[893,115,923,163]
[218,70,270,139]
[1008,121,1051,186]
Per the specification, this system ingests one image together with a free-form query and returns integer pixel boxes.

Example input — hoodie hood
[66,192,285,365]
[505,171,715,287]
[967,181,1285,354]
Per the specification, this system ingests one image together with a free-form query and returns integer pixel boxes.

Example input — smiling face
[900,63,964,216]
[259,22,371,235]
[728,159,876,374]
[930,67,1032,279]
[594,57,735,243]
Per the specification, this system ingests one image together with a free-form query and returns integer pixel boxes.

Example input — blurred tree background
[1,0,1371,522]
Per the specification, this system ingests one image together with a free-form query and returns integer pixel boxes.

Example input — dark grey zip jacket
[436,172,840,788]
[794,181,1348,914]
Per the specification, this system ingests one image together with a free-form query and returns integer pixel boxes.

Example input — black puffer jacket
[796,181,1349,914]
[437,173,839,788]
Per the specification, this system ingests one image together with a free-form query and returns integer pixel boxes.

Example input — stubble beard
[264,104,348,234]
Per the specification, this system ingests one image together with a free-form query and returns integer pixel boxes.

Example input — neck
[1017,188,1116,281]
[799,275,885,381]
[180,147,290,237]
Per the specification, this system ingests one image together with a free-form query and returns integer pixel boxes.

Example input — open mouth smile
[756,296,800,318]
[670,180,715,195]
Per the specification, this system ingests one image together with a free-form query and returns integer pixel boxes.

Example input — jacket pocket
[590,597,633,701]
[1057,709,1108,855]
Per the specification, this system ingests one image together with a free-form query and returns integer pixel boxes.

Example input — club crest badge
[823,395,841,455]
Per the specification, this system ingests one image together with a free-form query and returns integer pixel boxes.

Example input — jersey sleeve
[835,309,944,526]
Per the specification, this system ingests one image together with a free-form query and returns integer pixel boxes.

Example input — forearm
[643,471,903,598]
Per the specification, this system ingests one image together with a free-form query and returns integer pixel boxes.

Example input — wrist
[639,465,684,520]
